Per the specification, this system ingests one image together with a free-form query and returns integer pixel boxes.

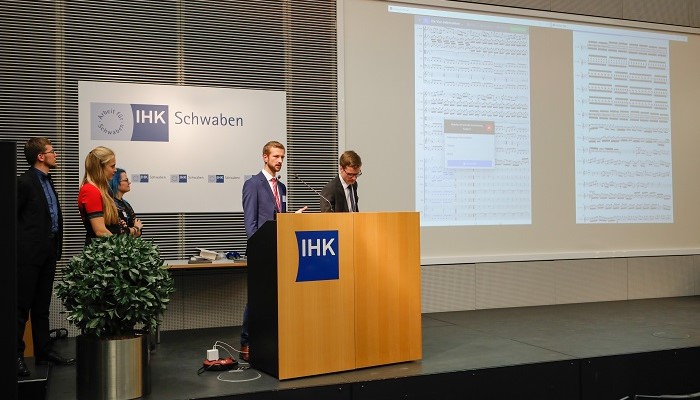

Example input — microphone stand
[291,173,334,212]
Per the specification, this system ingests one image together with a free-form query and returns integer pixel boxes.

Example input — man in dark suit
[320,150,362,212]
[242,141,288,238]
[17,137,75,377]
[240,140,309,362]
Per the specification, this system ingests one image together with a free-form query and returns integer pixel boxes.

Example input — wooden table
[157,259,248,342]
[165,259,247,270]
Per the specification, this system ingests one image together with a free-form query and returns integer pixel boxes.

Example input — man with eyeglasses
[17,138,75,377]
[320,150,362,212]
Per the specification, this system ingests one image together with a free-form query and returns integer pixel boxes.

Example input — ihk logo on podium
[295,230,339,282]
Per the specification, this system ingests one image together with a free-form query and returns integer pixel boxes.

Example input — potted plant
[56,234,174,400]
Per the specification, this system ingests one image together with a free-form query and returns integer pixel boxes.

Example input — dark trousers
[17,238,57,357]
[240,303,249,346]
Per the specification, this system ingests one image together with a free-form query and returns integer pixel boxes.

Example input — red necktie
[271,177,281,212]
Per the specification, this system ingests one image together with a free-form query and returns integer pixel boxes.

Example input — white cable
[214,340,246,357]
[628,393,700,399]
[213,344,234,360]
[217,369,262,383]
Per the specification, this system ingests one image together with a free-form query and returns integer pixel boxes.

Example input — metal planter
[76,334,150,400]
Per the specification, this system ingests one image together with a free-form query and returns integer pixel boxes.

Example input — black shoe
[17,356,31,377]
[35,351,76,366]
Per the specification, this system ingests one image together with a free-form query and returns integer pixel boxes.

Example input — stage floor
[45,296,700,400]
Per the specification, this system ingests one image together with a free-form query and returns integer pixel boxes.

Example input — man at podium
[242,141,287,238]
[320,150,362,212]
[240,140,287,361]
[240,140,307,362]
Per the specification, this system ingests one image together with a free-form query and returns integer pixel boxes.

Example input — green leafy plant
[56,234,175,338]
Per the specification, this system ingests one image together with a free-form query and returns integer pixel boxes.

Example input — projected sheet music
[415,16,532,226]
[574,32,673,223]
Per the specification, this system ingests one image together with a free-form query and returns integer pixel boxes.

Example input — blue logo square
[139,174,149,183]
[216,175,224,183]
[178,174,187,183]
[295,230,339,282]
[131,104,169,142]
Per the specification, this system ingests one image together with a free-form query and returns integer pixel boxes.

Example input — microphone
[290,173,334,212]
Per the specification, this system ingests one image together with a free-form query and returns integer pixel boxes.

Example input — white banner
[79,81,286,213]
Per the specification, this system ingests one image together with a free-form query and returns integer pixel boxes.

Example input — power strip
[202,357,237,371]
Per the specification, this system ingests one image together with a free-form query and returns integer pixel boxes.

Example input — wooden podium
[247,212,422,380]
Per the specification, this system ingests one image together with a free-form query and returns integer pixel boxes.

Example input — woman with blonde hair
[78,146,128,244]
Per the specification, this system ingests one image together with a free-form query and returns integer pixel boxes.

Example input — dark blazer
[320,175,359,213]
[17,167,63,263]
[242,171,286,238]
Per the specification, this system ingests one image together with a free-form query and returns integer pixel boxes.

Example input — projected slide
[415,16,532,227]
[573,33,673,223]
[395,5,682,227]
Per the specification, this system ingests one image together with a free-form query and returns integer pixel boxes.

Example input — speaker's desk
[248,212,422,379]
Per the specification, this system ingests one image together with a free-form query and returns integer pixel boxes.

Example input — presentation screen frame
[339,0,700,264]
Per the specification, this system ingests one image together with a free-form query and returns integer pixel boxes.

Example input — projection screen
[341,0,700,264]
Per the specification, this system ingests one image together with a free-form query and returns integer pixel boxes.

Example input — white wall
[421,255,700,312]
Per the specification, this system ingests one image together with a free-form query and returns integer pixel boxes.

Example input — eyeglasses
[42,149,57,155]
[342,168,362,178]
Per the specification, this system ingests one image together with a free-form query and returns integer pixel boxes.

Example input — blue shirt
[34,168,59,233]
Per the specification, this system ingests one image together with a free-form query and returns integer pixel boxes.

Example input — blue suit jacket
[242,171,286,238]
